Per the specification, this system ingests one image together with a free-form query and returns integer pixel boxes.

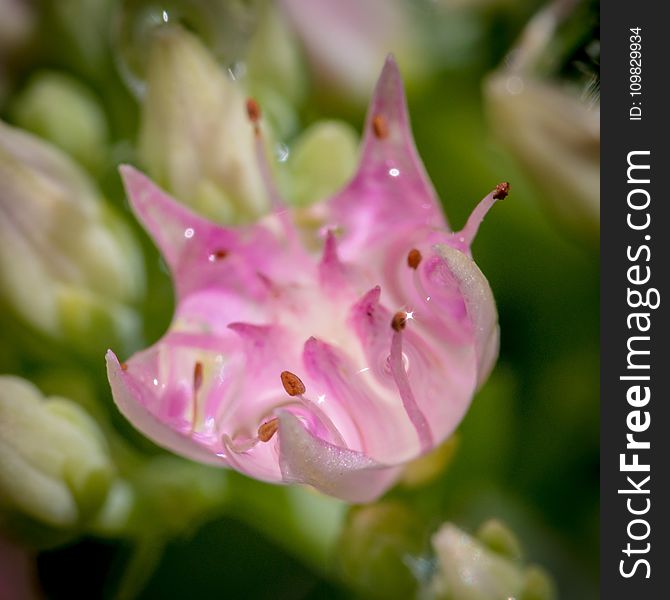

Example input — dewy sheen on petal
[277,411,401,504]
[107,56,503,502]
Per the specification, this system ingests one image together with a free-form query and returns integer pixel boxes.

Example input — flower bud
[138,25,268,224]
[430,522,556,600]
[0,121,144,356]
[484,0,599,241]
[476,518,523,561]
[485,75,599,240]
[0,376,114,529]
[284,120,358,207]
[246,2,306,105]
[10,71,109,174]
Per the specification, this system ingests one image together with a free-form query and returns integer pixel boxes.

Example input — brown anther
[246,98,261,123]
[407,248,422,270]
[193,361,203,393]
[391,311,407,332]
[258,418,279,442]
[281,371,306,396]
[372,115,389,139]
[493,182,510,200]
[120,362,128,372]
[212,249,228,261]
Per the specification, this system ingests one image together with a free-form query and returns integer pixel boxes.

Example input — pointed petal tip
[361,285,382,305]
[383,53,399,68]
[118,163,145,188]
[375,54,403,89]
[105,349,119,367]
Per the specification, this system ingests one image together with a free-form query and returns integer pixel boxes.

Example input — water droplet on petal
[505,75,524,95]
[275,142,290,163]
[227,60,247,81]
[389,168,400,177]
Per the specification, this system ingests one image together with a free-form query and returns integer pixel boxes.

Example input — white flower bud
[0,121,144,354]
[139,25,268,224]
[0,376,114,528]
[430,523,555,600]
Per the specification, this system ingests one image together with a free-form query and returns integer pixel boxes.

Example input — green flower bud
[0,376,114,529]
[139,25,268,224]
[0,121,144,356]
[246,3,306,105]
[284,120,358,207]
[10,71,109,174]
[476,519,523,561]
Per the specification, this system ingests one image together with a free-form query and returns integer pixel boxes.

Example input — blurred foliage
[0,0,598,598]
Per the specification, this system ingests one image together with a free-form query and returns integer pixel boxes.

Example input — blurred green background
[0,0,598,598]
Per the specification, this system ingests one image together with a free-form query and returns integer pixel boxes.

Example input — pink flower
[107,57,505,503]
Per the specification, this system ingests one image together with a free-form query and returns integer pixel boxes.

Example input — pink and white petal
[217,322,304,432]
[302,335,417,463]
[433,244,499,387]
[327,56,447,260]
[222,433,283,483]
[348,286,476,452]
[119,165,294,301]
[107,351,227,465]
[277,411,401,503]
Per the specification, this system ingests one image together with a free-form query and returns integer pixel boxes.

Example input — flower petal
[106,350,227,466]
[326,56,446,260]
[302,335,417,463]
[433,245,499,387]
[277,410,400,503]
[120,165,299,303]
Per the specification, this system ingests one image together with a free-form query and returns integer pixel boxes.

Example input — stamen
[281,360,347,447]
[391,311,408,332]
[191,361,204,431]
[407,248,422,270]
[456,182,510,249]
[281,371,306,396]
[493,182,510,200]
[248,100,298,243]
[120,362,128,372]
[246,98,261,124]
[388,321,433,452]
[258,418,279,442]
[372,114,389,139]
[193,361,204,393]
